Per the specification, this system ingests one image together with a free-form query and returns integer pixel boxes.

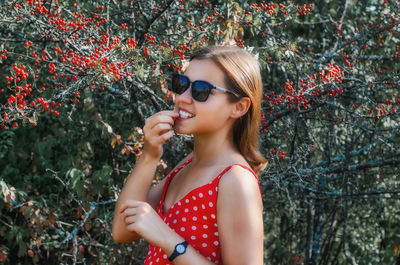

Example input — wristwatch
[168,241,188,261]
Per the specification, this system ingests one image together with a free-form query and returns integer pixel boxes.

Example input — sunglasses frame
[172,73,240,102]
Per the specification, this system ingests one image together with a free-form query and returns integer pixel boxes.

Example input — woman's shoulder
[217,157,260,200]
[219,163,258,186]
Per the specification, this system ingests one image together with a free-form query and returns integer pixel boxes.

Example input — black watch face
[176,244,185,253]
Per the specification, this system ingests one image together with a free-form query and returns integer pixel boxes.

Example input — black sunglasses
[171,74,239,102]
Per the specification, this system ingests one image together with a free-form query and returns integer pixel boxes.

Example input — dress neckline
[161,157,194,215]
[160,157,258,216]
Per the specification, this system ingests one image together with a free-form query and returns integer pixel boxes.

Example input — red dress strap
[157,157,193,215]
[212,163,261,195]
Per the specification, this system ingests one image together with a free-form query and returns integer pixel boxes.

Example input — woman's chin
[173,125,193,135]
[174,129,191,135]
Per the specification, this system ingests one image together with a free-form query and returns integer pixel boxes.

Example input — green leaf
[67,168,84,194]
[17,241,27,258]
[92,165,113,190]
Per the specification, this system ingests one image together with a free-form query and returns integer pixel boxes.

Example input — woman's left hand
[119,200,170,246]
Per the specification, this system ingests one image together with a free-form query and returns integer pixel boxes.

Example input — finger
[121,207,137,217]
[145,116,172,131]
[143,120,172,141]
[158,110,179,118]
[154,123,173,136]
[148,122,172,135]
[126,222,139,233]
[119,200,140,213]
[124,215,137,225]
[152,130,175,146]
[145,111,178,129]
[144,123,174,145]
[149,116,176,132]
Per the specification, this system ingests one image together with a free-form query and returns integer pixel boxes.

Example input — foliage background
[0,0,399,264]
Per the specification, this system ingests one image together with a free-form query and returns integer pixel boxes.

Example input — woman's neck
[190,129,238,167]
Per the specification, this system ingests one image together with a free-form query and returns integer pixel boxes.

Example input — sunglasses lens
[172,74,189,94]
[192,81,212,102]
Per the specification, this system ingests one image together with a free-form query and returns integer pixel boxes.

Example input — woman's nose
[174,85,193,104]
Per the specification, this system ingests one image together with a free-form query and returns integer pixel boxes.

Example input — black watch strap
[168,241,188,262]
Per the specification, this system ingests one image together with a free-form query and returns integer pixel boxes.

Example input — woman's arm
[112,153,160,243]
[217,165,264,265]
[119,200,217,265]
[112,110,178,243]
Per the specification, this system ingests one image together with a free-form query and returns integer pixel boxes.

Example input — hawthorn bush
[0,0,399,264]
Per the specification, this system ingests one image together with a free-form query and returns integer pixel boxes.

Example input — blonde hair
[190,46,268,175]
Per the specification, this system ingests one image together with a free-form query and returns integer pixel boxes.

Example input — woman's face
[173,59,236,136]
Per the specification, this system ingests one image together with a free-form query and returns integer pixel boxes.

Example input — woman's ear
[230,97,251,119]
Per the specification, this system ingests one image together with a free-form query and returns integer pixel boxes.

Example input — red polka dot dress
[144,157,261,265]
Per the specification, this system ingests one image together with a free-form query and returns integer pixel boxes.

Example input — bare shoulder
[218,164,261,200]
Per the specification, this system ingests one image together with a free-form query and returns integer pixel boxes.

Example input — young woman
[112,46,268,265]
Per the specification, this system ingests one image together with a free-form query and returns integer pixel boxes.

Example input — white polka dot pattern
[144,157,261,265]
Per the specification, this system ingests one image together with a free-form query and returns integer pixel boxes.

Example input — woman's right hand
[142,110,179,160]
